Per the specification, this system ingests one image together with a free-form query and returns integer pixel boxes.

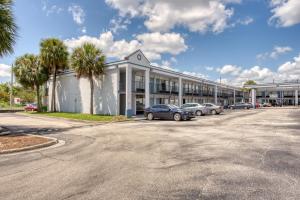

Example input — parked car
[181,103,208,116]
[24,103,38,111]
[262,102,272,107]
[228,102,252,109]
[202,103,223,115]
[144,104,195,121]
[255,102,261,108]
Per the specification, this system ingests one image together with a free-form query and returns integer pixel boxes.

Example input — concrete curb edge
[0,135,58,155]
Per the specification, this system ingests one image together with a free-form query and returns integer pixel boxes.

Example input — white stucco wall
[48,67,119,115]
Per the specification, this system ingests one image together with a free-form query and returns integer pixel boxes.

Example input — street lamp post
[10,64,13,110]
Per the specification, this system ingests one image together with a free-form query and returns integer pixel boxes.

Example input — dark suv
[144,104,195,121]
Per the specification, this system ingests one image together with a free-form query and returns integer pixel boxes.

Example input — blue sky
[1,0,300,85]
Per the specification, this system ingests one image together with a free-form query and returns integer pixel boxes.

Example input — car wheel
[173,113,181,121]
[211,110,217,115]
[196,110,202,116]
[147,113,154,120]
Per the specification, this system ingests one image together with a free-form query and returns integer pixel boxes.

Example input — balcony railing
[133,81,145,93]
[150,83,179,94]
[119,81,125,92]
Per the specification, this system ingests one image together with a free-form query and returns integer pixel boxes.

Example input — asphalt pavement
[0,109,299,200]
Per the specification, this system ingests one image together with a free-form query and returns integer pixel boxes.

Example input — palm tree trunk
[36,84,41,112]
[90,76,94,115]
[51,66,57,112]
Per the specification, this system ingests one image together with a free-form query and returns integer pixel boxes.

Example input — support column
[145,69,150,108]
[126,65,132,117]
[116,67,120,115]
[295,90,298,106]
[251,88,256,109]
[233,89,236,104]
[179,77,182,106]
[214,85,218,105]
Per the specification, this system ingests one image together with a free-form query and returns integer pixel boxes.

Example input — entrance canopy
[244,82,300,90]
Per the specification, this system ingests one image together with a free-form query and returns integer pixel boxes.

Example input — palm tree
[40,38,68,112]
[13,54,48,112]
[0,0,17,57]
[70,43,106,114]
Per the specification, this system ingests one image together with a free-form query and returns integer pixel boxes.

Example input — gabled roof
[124,49,151,64]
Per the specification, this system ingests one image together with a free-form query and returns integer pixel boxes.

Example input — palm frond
[0,0,18,57]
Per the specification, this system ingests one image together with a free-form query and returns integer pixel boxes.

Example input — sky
[1,0,300,86]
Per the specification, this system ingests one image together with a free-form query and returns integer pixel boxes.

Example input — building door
[136,95,145,115]
[119,94,126,115]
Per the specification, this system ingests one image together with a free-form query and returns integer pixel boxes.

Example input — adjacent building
[245,82,300,107]
[46,50,246,117]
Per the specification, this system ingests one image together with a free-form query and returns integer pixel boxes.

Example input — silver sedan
[202,103,223,115]
[181,103,209,116]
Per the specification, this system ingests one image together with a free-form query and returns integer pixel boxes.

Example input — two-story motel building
[47,50,246,116]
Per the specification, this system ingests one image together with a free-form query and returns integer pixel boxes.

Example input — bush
[42,106,47,112]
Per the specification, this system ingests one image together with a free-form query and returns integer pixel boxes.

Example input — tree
[13,54,48,111]
[0,83,35,107]
[0,0,17,57]
[70,43,106,114]
[242,80,257,92]
[244,80,257,86]
[40,38,68,112]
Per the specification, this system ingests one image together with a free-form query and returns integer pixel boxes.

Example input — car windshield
[169,105,179,109]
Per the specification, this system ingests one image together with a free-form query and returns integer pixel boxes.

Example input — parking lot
[0,108,300,200]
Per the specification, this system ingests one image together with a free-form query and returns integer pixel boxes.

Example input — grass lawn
[0,106,24,110]
[27,112,128,122]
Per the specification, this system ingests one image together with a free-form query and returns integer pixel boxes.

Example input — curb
[0,135,58,155]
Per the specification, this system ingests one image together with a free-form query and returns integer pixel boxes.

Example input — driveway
[0,109,299,200]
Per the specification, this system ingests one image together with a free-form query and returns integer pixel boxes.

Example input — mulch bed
[0,134,51,151]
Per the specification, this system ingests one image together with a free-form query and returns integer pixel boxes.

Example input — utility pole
[10,64,13,109]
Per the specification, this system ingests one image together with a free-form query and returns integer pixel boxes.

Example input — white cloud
[256,45,292,60]
[183,71,208,79]
[217,64,241,76]
[277,53,300,80]
[81,27,87,34]
[42,1,63,16]
[238,16,254,25]
[109,17,131,34]
[216,53,300,86]
[231,16,254,27]
[105,0,241,33]
[159,57,178,71]
[64,31,187,61]
[206,66,214,71]
[236,66,275,84]
[269,0,300,27]
[0,64,11,77]
[68,4,85,25]
[170,57,177,64]
[161,60,171,67]
[136,32,187,56]
[0,64,11,83]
